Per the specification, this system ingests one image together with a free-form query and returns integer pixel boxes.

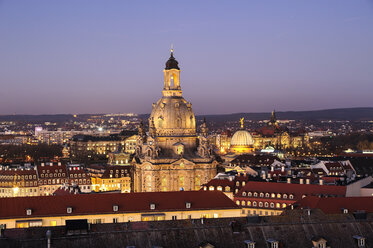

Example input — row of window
[242,192,294,199]
[205,186,231,192]
[0,175,37,180]
[236,200,288,209]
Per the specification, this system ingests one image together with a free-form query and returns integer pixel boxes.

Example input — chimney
[319,179,324,185]
[287,178,291,184]
[306,179,310,184]
[299,178,304,184]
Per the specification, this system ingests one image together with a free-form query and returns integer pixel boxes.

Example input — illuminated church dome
[230,118,254,154]
[231,130,254,146]
[148,49,197,156]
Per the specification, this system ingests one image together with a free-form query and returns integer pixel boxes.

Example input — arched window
[170,75,174,87]
[265,202,269,208]
[176,118,181,128]
[253,201,257,207]
[270,203,275,208]
[259,202,263,207]
[158,117,163,129]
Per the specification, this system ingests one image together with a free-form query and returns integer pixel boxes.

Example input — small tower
[163,46,182,97]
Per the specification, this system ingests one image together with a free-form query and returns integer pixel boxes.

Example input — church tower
[133,49,217,193]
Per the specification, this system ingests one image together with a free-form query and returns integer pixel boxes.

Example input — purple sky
[0,0,373,115]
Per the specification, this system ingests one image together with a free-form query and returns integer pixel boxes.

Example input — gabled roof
[0,191,238,219]
[295,196,373,214]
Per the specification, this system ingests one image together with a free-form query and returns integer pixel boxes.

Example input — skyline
[1,1,373,115]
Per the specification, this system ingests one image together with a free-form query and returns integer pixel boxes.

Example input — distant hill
[1,108,373,123]
[199,108,373,122]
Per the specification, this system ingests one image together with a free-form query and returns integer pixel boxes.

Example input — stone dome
[231,130,254,146]
[150,96,196,137]
[165,52,180,70]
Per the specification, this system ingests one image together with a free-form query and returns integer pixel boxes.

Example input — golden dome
[231,130,254,146]
[150,97,196,137]
[230,130,254,154]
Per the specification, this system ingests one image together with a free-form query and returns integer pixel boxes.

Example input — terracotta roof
[295,196,373,214]
[0,191,238,219]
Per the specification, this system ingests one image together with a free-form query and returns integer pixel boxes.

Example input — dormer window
[67,207,73,214]
[353,235,365,247]
[209,186,214,191]
[150,203,156,210]
[242,192,247,196]
[186,202,191,209]
[113,205,119,212]
[267,239,279,248]
[244,240,256,248]
[248,192,252,197]
[217,186,222,191]
[26,209,32,216]
[342,208,348,214]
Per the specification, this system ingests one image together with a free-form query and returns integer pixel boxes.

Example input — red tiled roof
[0,191,239,219]
[201,179,235,190]
[236,181,346,200]
[295,196,373,214]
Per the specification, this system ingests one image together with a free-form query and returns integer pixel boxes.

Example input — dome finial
[171,44,174,56]
[240,117,244,129]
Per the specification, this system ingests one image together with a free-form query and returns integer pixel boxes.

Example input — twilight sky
[0,0,373,115]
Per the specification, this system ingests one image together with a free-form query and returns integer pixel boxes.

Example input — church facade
[132,49,217,192]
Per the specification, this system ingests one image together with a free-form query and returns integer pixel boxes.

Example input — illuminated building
[0,163,91,197]
[0,167,39,198]
[70,135,125,160]
[124,135,137,154]
[132,49,217,192]
[251,111,309,150]
[230,118,255,154]
[91,165,133,193]
[0,191,241,228]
